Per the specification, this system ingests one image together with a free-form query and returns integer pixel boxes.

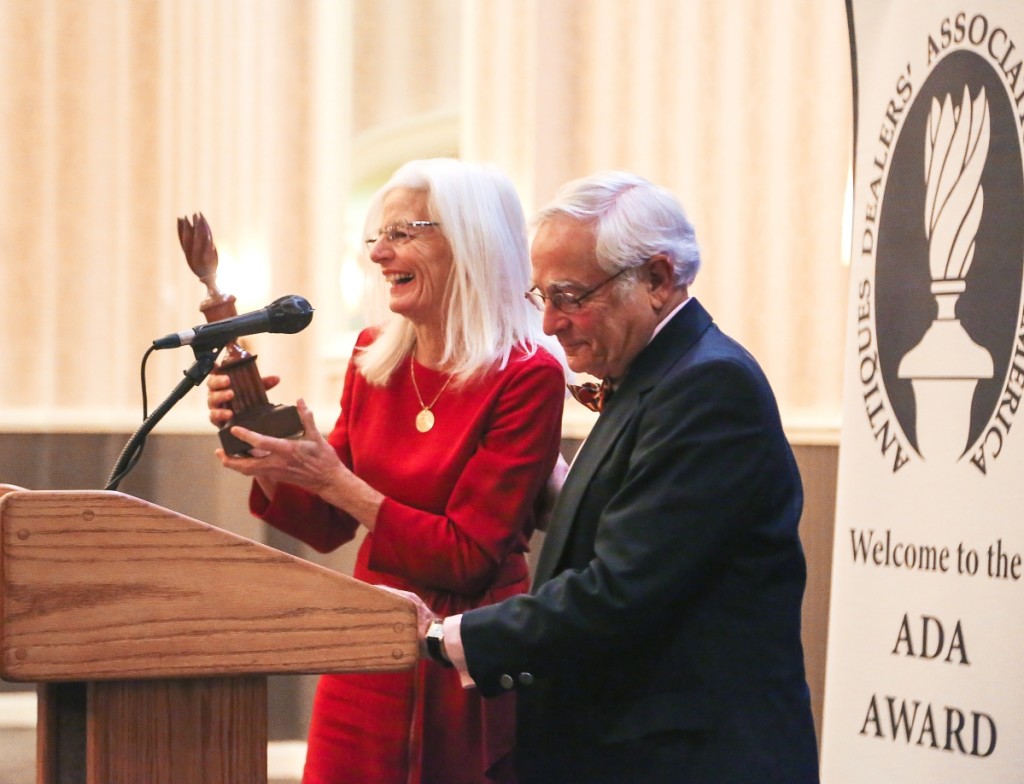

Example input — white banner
[822,2,1024,781]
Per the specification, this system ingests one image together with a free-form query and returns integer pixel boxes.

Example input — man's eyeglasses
[524,265,634,314]
[365,221,440,248]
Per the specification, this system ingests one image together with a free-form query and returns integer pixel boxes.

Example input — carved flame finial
[177,212,225,302]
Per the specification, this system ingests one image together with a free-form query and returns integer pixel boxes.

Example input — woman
[208,158,566,784]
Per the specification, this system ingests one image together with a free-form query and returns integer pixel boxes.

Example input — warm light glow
[339,256,365,311]
[215,242,272,311]
[340,189,378,326]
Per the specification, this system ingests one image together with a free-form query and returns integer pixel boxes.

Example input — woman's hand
[216,399,339,494]
[376,586,438,643]
[206,370,281,428]
[535,452,569,532]
[216,399,385,530]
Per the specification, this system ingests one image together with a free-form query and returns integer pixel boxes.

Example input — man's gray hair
[533,171,701,286]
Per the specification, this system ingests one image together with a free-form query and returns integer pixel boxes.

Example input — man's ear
[646,254,676,305]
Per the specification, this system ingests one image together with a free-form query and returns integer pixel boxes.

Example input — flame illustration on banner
[898,85,994,461]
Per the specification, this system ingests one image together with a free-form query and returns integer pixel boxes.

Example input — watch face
[425,621,452,666]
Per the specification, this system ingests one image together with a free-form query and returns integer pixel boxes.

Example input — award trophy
[177,213,305,455]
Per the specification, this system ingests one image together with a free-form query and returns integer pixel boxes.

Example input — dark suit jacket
[460,299,820,783]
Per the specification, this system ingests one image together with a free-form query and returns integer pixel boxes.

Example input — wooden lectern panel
[35,677,268,784]
[86,677,267,784]
[0,489,418,682]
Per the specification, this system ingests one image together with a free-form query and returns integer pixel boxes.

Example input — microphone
[153,295,314,350]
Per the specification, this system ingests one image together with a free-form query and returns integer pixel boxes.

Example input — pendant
[415,408,435,433]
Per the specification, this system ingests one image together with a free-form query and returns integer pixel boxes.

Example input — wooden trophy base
[219,404,303,456]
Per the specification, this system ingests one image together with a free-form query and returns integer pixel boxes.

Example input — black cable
[141,344,154,419]
[103,348,156,490]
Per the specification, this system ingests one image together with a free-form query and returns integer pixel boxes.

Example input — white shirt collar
[650,295,691,344]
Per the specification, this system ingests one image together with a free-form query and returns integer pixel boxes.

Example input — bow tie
[567,379,614,412]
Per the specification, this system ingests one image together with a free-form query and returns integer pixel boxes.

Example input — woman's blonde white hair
[356,158,563,385]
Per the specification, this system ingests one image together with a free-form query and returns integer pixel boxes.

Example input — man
[415,171,820,783]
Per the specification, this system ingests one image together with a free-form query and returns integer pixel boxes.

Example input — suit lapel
[532,397,634,585]
[532,299,714,588]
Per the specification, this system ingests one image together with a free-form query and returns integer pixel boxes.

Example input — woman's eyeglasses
[365,221,441,248]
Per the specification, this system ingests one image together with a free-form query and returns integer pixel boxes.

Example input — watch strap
[426,618,453,667]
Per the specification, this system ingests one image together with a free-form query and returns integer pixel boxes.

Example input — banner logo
[858,16,1024,474]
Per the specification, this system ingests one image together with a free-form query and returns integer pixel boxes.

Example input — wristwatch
[425,618,453,667]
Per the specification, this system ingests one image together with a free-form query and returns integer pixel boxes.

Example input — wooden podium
[0,485,418,784]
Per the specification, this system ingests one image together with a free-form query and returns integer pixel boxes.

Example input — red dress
[251,329,565,784]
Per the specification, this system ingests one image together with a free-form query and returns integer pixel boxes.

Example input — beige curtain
[461,0,852,439]
[0,0,850,442]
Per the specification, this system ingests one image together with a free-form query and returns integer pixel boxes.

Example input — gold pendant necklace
[410,359,452,433]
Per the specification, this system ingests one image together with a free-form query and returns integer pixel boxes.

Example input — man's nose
[542,304,568,336]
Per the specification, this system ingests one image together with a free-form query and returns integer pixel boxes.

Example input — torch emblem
[898,85,994,461]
